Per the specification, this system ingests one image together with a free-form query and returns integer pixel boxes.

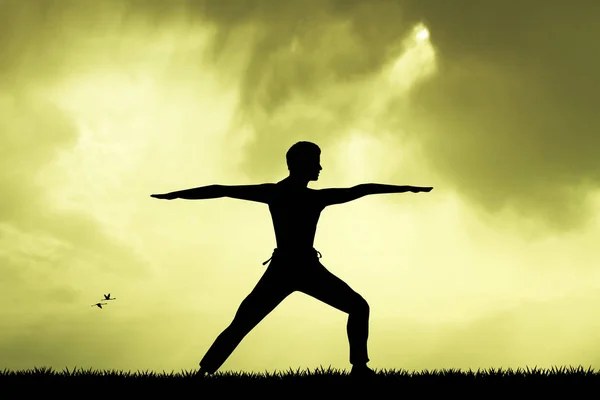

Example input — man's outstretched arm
[319,184,433,207]
[151,183,276,204]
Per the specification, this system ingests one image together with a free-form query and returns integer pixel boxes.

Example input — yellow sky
[2,0,600,373]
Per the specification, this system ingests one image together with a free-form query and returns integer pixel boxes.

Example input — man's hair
[286,141,321,171]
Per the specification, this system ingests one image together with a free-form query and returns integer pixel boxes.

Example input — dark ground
[2,366,598,397]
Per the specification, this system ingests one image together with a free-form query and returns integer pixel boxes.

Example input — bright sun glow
[387,23,436,92]
[416,27,430,42]
[415,23,430,42]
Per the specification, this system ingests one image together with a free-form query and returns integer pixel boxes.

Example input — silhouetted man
[151,141,433,377]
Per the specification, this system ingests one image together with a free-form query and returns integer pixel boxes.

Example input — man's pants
[199,248,370,373]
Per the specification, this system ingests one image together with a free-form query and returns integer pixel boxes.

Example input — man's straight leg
[297,262,370,367]
[199,265,294,374]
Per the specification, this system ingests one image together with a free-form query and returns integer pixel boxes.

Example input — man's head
[286,141,322,181]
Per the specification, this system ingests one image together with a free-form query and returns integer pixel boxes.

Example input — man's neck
[282,175,309,188]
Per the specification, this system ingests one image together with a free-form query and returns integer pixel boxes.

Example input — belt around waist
[261,248,323,266]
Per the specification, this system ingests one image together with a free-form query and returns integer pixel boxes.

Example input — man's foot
[195,367,208,378]
[350,365,376,378]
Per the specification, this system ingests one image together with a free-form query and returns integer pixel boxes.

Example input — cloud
[191,1,423,180]
[0,92,151,308]
[186,0,600,235]
[0,2,154,315]
[6,2,598,236]
[393,1,600,234]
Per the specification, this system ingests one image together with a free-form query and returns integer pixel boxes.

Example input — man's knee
[352,295,369,316]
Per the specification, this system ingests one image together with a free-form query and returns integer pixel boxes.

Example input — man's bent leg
[199,268,293,374]
[298,264,370,366]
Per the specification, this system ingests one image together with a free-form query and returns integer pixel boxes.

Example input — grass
[2,365,599,395]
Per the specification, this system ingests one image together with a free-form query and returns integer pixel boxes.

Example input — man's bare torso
[268,180,324,250]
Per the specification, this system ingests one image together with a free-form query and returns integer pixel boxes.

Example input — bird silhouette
[103,293,116,300]
[92,302,108,309]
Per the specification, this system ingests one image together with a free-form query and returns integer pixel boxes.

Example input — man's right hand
[151,192,178,200]
[410,186,433,193]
